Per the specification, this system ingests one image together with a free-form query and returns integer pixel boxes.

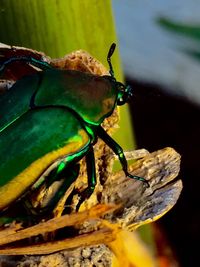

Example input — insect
[0,43,148,214]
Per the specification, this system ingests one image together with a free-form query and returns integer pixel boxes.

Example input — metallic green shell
[0,68,118,210]
[0,74,39,131]
[0,107,90,210]
[34,69,118,125]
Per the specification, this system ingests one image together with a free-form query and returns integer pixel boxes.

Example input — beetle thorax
[35,70,118,125]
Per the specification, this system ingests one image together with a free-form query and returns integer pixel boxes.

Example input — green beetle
[0,44,148,213]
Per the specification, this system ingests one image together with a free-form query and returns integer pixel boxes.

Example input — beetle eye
[117,97,126,105]
[117,83,132,105]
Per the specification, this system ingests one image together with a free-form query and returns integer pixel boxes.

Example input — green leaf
[157,17,200,41]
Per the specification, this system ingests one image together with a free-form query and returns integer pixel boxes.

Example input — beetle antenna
[107,43,116,78]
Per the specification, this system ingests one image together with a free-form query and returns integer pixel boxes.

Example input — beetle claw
[126,172,150,188]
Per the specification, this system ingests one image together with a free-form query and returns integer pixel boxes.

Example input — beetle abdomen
[0,107,90,210]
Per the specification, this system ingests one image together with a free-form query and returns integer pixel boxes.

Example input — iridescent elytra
[0,43,148,213]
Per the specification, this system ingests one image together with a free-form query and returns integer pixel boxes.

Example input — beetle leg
[0,56,52,73]
[76,147,97,210]
[97,126,149,187]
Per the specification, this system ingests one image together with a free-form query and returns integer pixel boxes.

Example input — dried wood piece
[0,204,119,247]
[0,228,117,256]
[101,147,182,229]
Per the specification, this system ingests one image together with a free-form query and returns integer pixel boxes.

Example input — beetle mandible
[0,43,148,213]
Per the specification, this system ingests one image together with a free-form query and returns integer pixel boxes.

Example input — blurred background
[0,0,199,266]
[113,1,200,267]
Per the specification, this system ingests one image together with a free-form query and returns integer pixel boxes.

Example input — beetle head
[116,82,133,105]
[107,43,133,106]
